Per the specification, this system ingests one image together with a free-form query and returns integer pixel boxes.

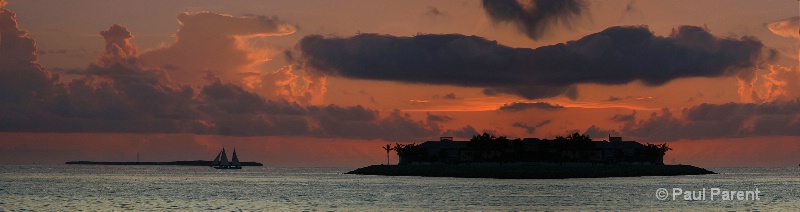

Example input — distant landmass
[65,160,263,166]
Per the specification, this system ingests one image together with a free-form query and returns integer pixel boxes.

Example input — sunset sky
[1,0,798,167]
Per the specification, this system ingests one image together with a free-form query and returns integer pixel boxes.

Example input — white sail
[231,148,241,166]
[220,148,230,166]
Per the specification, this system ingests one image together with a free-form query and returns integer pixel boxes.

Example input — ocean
[1,165,798,211]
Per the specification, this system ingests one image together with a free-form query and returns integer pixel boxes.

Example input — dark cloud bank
[576,99,800,142]
[296,25,775,100]
[621,100,800,141]
[291,19,792,142]
[0,9,451,142]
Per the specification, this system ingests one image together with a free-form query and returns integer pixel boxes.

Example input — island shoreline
[347,164,715,179]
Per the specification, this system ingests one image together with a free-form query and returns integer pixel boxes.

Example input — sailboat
[211,147,242,169]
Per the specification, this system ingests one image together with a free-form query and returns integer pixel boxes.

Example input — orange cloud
[140,12,323,104]
[759,65,800,102]
[738,65,800,103]
[98,24,138,66]
[767,16,799,39]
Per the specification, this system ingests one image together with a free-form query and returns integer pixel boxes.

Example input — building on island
[397,134,667,165]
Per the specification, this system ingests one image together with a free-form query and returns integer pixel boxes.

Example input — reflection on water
[0,165,798,210]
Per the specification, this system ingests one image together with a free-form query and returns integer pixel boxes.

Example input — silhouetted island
[347,164,714,179]
[349,133,716,179]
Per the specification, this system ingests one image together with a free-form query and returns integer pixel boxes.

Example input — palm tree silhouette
[382,144,393,165]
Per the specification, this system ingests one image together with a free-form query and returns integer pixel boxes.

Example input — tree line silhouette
[382,132,672,165]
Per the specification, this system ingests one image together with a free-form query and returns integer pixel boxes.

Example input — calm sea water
[1,165,798,211]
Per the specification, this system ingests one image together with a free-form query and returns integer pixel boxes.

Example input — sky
[0,0,798,167]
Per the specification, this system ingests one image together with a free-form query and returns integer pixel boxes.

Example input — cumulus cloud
[481,0,587,40]
[767,16,799,39]
[758,65,800,102]
[737,65,800,103]
[0,9,468,142]
[497,102,564,112]
[0,23,196,133]
[140,12,323,104]
[0,7,60,102]
[98,24,138,65]
[296,25,776,99]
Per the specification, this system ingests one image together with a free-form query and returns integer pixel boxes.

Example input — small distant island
[65,160,263,166]
[348,133,715,179]
[67,147,262,167]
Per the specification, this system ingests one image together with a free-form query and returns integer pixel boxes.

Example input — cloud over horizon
[0,7,60,103]
[296,25,776,100]
[0,9,464,142]
[620,99,800,141]
[2,3,795,146]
